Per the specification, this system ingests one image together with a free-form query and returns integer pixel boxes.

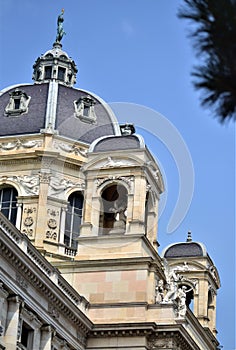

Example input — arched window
[64,192,83,249]
[0,186,18,225]
[99,184,127,234]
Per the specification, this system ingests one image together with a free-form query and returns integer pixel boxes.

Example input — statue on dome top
[56,9,66,43]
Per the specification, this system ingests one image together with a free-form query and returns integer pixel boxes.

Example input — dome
[43,44,70,60]
[90,134,145,153]
[0,83,120,144]
[162,232,207,258]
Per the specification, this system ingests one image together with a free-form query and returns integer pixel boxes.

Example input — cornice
[89,322,201,350]
[53,255,164,274]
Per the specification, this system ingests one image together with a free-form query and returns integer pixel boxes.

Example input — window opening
[14,99,20,110]
[45,66,52,79]
[100,184,127,234]
[64,192,83,249]
[20,322,33,349]
[83,104,90,117]
[58,67,66,81]
[0,186,18,225]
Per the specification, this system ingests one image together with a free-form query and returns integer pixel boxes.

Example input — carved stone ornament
[148,338,174,349]
[207,264,218,282]
[101,157,133,168]
[16,274,28,290]
[47,218,57,229]
[17,175,40,194]
[23,216,34,227]
[39,172,51,184]
[45,208,59,240]
[0,139,42,151]
[53,141,88,157]
[157,262,197,318]
[145,160,160,181]
[22,207,37,237]
[49,176,85,196]
[46,230,57,240]
[0,175,40,195]
[47,208,59,217]
[96,175,134,190]
[48,304,59,318]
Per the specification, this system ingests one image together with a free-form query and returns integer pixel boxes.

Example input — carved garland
[53,141,88,157]
[0,139,42,151]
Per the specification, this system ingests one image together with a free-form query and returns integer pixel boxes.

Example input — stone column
[40,325,53,350]
[16,203,22,230]
[58,207,67,254]
[4,295,21,350]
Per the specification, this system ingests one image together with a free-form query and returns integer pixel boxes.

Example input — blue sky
[0,1,235,348]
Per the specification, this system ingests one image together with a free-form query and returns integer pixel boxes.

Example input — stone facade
[0,14,220,350]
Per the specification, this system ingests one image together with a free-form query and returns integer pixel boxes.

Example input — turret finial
[186,230,192,242]
[56,9,66,43]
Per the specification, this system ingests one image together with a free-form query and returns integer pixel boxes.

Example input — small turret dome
[162,231,207,258]
[90,134,145,153]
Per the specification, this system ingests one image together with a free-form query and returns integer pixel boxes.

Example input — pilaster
[4,295,21,350]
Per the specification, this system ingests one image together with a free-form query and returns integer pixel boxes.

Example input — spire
[186,230,192,242]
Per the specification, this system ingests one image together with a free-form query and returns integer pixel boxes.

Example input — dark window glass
[14,99,20,109]
[21,323,29,347]
[20,322,33,349]
[65,192,83,249]
[58,67,66,81]
[45,66,52,79]
[83,105,90,117]
[0,187,18,225]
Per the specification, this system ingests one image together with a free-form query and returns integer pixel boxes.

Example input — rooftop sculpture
[56,9,66,42]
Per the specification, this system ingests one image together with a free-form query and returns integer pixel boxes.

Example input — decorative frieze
[53,141,88,157]
[49,176,85,197]
[0,175,39,195]
[16,175,40,195]
[0,139,42,152]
